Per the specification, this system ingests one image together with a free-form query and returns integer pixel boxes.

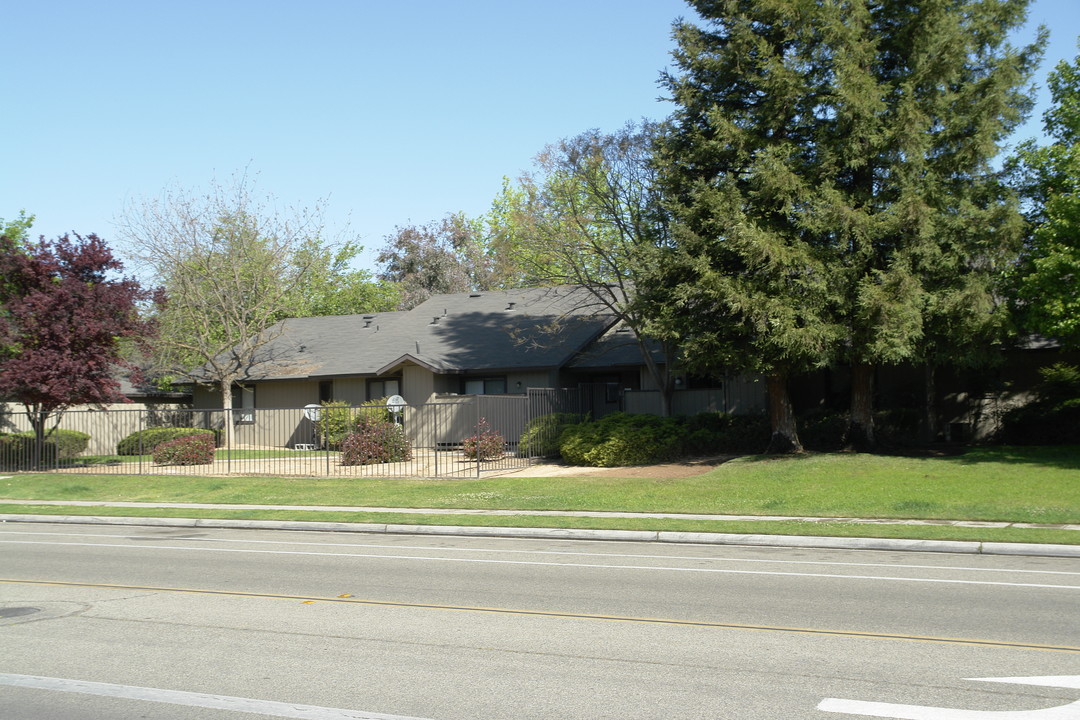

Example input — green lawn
[2,445,1077,544]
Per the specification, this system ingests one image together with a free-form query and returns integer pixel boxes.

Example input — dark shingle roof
[235,286,616,381]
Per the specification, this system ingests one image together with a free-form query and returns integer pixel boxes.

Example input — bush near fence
[559,412,773,467]
[462,418,505,461]
[117,427,217,456]
[0,429,90,467]
[0,434,58,469]
[518,412,584,459]
[315,398,397,450]
[340,417,412,466]
[153,434,216,465]
[998,363,1080,445]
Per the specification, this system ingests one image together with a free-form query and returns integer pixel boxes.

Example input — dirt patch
[514,456,736,479]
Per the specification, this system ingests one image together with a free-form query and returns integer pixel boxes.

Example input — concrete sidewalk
[1,499,1078,558]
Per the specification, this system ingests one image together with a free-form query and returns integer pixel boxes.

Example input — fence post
[138,409,144,474]
[475,395,481,479]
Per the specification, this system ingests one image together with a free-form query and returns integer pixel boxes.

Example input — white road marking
[817,698,1080,718]
[819,676,1080,718]
[971,678,1080,690]
[3,528,1079,576]
[0,672,435,719]
[2,539,1078,589]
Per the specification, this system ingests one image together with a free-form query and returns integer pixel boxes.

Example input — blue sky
[4,0,1078,273]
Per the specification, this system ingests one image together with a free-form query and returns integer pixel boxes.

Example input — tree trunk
[30,408,47,471]
[765,371,803,454]
[921,361,939,444]
[221,381,233,451]
[846,361,876,450]
[640,339,674,417]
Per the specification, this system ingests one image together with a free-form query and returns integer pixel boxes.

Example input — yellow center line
[3,577,1077,654]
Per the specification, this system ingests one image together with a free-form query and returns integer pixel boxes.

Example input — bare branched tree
[116,173,336,447]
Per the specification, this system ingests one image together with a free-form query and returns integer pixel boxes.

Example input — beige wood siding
[334,379,366,405]
[403,366,436,404]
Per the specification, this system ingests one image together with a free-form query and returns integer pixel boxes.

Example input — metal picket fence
[0,394,566,478]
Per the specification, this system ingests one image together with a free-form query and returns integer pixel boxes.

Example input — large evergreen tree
[1009,41,1080,348]
[657,0,1042,451]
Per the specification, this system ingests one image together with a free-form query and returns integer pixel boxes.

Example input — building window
[232,385,255,424]
[368,378,400,400]
[319,381,333,403]
[463,377,507,395]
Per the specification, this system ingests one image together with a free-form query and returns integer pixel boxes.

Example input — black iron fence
[0,394,561,478]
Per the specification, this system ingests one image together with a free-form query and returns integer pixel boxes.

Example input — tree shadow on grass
[732,445,1080,471]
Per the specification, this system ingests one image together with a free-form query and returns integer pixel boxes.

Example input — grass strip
[1,503,1077,545]
[3,446,1078,523]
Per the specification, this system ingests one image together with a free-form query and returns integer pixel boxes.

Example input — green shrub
[999,363,1080,445]
[340,418,412,465]
[313,401,353,450]
[46,429,90,458]
[518,412,583,458]
[118,427,216,456]
[357,397,393,425]
[797,411,848,452]
[152,434,216,465]
[682,412,771,455]
[462,418,505,461]
[559,413,685,467]
[0,433,58,469]
[2,429,90,459]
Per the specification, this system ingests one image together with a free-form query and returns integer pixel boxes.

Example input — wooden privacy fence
[0,395,551,479]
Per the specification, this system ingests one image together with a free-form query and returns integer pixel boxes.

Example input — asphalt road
[1,522,1078,719]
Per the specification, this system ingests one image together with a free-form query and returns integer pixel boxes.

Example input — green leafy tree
[287,239,400,317]
[1009,42,1080,347]
[501,122,682,415]
[1,211,34,245]
[656,0,1042,451]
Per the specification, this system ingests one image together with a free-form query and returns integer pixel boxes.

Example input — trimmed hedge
[557,411,773,467]
[20,429,90,459]
[0,429,90,468]
[0,434,58,468]
[118,427,216,456]
[153,434,216,465]
[518,412,583,458]
[559,413,686,467]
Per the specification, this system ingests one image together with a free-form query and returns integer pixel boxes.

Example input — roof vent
[506,302,516,311]
[469,293,482,298]
[364,320,372,328]
[431,316,440,325]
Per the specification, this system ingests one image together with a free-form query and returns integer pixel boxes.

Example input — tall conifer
[656,0,1042,450]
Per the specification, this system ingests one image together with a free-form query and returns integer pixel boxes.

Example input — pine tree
[656,0,1043,451]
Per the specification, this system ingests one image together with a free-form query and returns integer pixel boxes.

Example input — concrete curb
[3,513,1079,558]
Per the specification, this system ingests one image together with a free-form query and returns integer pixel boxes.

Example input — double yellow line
[4,577,1077,654]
